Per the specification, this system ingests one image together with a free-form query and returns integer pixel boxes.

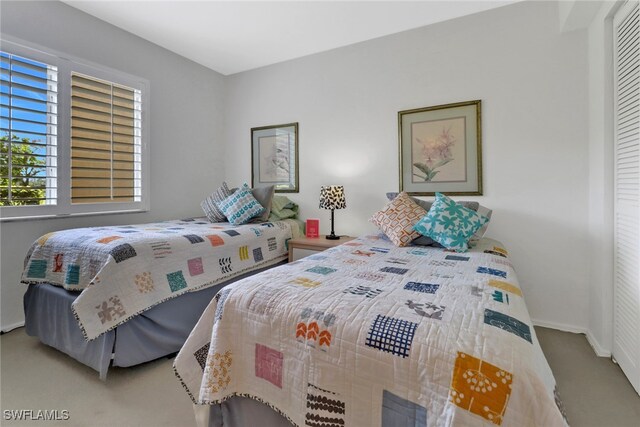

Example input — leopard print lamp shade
[319,185,346,210]
[319,185,346,240]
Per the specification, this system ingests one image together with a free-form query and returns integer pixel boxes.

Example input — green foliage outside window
[0,133,47,206]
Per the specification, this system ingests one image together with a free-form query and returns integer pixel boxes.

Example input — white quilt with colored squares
[174,234,568,426]
[21,218,300,340]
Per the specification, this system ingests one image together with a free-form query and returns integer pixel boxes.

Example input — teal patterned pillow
[412,192,489,252]
[217,183,265,225]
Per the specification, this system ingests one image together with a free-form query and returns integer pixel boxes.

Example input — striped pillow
[217,184,265,225]
[201,182,234,222]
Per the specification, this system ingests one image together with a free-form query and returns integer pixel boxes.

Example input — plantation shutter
[613,0,640,395]
[71,72,141,203]
[0,52,57,206]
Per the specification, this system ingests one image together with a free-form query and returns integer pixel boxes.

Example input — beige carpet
[536,327,640,427]
[1,326,639,426]
[0,329,193,426]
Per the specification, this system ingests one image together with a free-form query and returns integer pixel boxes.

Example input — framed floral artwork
[398,100,482,196]
[251,122,299,193]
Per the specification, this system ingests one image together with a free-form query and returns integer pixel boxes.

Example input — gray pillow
[385,192,479,212]
[201,182,234,222]
[250,185,275,222]
[469,205,493,244]
[413,235,441,247]
[385,192,481,247]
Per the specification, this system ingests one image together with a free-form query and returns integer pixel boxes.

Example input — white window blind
[71,73,141,204]
[613,0,640,395]
[0,51,57,206]
[0,38,149,221]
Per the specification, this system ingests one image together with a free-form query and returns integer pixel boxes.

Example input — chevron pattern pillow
[201,182,234,222]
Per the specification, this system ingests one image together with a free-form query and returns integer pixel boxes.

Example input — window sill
[0,208,149,223]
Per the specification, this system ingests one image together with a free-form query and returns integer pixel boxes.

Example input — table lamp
[319,185,346,240]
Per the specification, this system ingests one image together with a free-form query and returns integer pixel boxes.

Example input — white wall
[224,1,591,331]
[1,1,604,341]
[585,1,619,357]
[0,1,227,330]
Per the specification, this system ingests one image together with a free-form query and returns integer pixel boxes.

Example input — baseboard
[531,318,587,334]
[1,321,24,334]
[531,318,611,358]
[585,329,611,358]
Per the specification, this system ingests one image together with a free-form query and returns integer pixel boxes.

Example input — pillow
[386,192,432,212]
[201,182,234,222]
[385,192,479,247]
[385,192,479,212]
[413,235,441,247]
[217,183,265,225]
[250,185,275,223]
[469,205,493,245]
[413,192,489,252]
[370,192,427,247]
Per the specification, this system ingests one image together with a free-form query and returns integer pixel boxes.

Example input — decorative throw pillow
[386,192,433,212]
[201,182,234,222]
[370,192,427,247]
[469,205,493,246]
[413,192,489,252]
[250,185,275,223]
[217,183,265,225]
[385,192,479,247]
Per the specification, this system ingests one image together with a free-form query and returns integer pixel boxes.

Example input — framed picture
[398,100,482,196]
[251,122,299,193]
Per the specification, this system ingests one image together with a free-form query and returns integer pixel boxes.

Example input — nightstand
[288,236,356,262]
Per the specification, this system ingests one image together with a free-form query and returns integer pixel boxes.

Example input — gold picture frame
[398,100,482,196]
[251,122,299,193]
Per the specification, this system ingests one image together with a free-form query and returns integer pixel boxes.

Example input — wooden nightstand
[288,236,355,262]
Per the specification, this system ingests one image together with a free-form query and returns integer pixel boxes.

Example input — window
[70,73,142,204]
[0,52,58,206]
[0,39,148,220]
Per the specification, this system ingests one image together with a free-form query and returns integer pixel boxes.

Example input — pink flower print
[414,127,456,181]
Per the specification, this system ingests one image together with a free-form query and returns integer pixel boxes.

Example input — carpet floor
[1,326,638,426]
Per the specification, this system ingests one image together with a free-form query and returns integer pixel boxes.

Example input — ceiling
[62,1,519,76]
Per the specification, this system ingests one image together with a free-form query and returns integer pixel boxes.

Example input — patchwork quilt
[174,234,568,427]
[22,218,300,340]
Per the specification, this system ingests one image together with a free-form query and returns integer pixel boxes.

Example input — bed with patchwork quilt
[21,218,300,379]
[174,234,567,427]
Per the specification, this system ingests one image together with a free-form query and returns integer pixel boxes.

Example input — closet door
[613,0,640,395]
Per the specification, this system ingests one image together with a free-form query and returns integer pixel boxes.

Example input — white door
[613,0,640,396]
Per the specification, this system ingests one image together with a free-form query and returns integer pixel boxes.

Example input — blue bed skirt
[23,260,286,380]
[205,397,293,427]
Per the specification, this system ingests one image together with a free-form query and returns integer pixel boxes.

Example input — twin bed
[20,206,568,426]
[21,217,301,379]
[173,234,568,427]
